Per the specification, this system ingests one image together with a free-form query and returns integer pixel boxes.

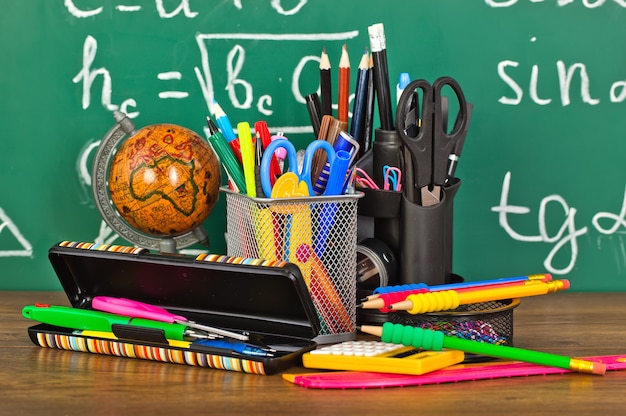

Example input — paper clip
[354,168,379,190]
[383,165,402,191]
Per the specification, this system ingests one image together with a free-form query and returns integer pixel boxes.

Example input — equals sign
[157,71,189,99]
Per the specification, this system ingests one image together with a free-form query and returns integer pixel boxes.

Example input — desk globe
[92,111,221,252]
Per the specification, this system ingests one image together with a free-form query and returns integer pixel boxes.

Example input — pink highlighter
[283,355,626,389]
[91,296,248,341]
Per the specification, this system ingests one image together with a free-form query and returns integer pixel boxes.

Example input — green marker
[22,304,206,341]
[206,116,246,193]
[360,322,606,375]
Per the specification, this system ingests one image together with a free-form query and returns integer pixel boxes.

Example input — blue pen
[192,339,274,357]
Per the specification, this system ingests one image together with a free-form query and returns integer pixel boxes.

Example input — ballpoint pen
[192,339,274,357]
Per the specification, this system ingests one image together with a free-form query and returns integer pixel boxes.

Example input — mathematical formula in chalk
[492,172,626,275]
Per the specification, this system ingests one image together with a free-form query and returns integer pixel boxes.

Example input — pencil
[360,322,606,375]
[359,278,551,310]
[360,273,552,302]
[319,47,333,117]
[368,23,394,130]
[388,279,570,314]
[337,44,350,124]
[350,48,369,152]
[362,53,375,156]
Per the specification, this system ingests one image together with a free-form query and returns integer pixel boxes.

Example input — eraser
[592,362,607,375]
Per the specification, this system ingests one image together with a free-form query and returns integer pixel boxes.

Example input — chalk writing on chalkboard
[492,172,626,275]
[0,208,33,258]
[72,29,359,133]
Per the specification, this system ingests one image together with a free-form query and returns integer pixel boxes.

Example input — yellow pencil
[388,279,570,314]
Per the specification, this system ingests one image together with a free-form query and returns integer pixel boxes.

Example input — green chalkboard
[2,1,625,290]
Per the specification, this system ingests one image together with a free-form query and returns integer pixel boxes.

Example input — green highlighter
[22,304,201,341]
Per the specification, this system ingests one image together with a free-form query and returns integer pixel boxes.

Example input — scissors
[396,76,471,206]
[91,296,249,341]
[260,138,336,198]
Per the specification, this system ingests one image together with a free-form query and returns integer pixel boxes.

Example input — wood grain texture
[3,292,626,415]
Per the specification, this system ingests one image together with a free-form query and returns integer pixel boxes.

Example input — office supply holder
[222,188,362,343]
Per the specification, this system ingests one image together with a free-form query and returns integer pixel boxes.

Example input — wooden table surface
[2,291,626,415]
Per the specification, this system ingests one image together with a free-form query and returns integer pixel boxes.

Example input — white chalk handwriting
[491,172,626,274]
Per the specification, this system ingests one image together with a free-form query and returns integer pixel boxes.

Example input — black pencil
[319,47,333,117]
[368,23,394,131]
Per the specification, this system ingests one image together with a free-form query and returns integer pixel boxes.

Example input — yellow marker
[237,121,256,198]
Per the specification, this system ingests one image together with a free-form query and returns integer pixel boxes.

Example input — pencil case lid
[47,241,321,340]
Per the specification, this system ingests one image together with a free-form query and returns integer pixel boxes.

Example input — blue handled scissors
[396,76,471,206]
[261,138,336,198]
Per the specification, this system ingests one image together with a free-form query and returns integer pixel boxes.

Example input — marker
[22,304,211,342]
[206,116,246,194]
[237,121,256,198]
[360,322,606,375]
[212,99,241,161]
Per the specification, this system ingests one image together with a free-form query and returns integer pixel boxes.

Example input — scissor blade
[420,185,441,207]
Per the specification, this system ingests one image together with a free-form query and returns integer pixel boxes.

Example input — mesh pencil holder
[222,188,363,343]
[388,298,520,361]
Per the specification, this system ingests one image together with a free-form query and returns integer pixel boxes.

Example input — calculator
[302,340,464,375]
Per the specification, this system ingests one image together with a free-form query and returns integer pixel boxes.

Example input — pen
[192,339,274,357]
[72,330,273,357]
[237,121,256,198]
[360,322,606,375]
[22,304,211,342]
[255,120,281,186]
[305,93,322,138]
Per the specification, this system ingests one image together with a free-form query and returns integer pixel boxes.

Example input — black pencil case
[24,241,321,375]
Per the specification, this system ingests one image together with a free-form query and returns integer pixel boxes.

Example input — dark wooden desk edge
[2,291,626,415]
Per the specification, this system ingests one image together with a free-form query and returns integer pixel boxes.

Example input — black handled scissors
[396,76,471,206]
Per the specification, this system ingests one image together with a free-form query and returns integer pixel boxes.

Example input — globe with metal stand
[92,111,221,253]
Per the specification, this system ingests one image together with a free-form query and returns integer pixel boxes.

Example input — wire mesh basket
[222,188,363,343]
[388,298,520,361]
